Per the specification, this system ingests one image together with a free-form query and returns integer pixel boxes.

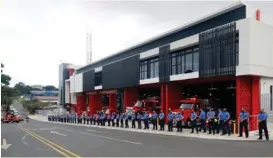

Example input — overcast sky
[1,0,273,87]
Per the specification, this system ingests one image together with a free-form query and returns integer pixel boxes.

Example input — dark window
[140,57,159,80]
[193,52,199,72]
[185,53,193,72]
[95,72,102,86]
[170,46,199,75]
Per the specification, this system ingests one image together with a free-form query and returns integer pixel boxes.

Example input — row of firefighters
[48,108,269,140]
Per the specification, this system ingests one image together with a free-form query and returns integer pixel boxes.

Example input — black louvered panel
[159,44,170,83]
[199,22,236,78]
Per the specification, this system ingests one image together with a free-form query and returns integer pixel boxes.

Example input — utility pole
[86,25,92,65]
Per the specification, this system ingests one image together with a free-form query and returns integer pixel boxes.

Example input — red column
[89,94,101,114]
[236,76,260,131]
[109,94,117,113]
[76,93,85,115]
[164,82,181,123]
[251,76,260,130]
[124,87,138,109]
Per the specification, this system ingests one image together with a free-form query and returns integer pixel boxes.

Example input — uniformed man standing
[120,113,124,128]
[152,111,158,130]
[97,112,101,126]
[159,110,165,131]
[167,111,174,132]
[111,112,116,127]
[238,108,249,138]
[190,110,198,134]
[137,112,142,129]
[199,109,206,133]
[89,114,92,125]
[222,108,231,136]
[258,109,269,141]
[207,108,216,134]
[102,112,106,126]
[131,113,136,128]
[217,109,224,134]
[83,112,86,124]
[107,113,111,126]
[116,113,120,127]
[125,113,129,128]
[143,112,149,130]
[176,112,183,132]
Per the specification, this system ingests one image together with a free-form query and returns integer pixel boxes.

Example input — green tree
[44,85,58,91]
[1,64,20,108]
[14,82,32,95]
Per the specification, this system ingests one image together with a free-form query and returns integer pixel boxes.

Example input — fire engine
[132,97,161,119]
[172,97,209,127]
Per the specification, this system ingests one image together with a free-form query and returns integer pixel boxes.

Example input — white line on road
[86,129,109,133]
[50,131,67,136]
[21,134,29,146]
[1,139,12,150]
[58,128,142,145]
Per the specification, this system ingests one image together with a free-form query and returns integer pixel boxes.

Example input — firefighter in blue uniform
[167,111,174,132]
[190,110,198,134]
[159,110,165,131]
[131,113,136,128]
[107,113,111,126]
[143,112,149,130]
[199,109,206,133]
[125,113,129,128]
[47,114,50,121]
[176,112,183,132]
[89,114,93,125]
[217,109,224,134]
[239,108,249,138]
[222,108,231,136]
[152,111,158,130]
[137,112,142,129]
[83,112,87,124]
[258,109,269,141]
[116,113,120,127]
[98,112,101,126]
[101,112,106,126]
[207,108,216,134]
[120,113,124,128]
[111,112,116,127]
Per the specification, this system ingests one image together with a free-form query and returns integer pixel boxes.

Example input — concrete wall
[74,73,83,93]
[236,18,273,77]
[65,80,70,104]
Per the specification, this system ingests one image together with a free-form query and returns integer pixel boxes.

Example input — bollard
[233,120,236,135]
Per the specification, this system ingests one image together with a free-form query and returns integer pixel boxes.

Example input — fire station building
[61,2,273,130]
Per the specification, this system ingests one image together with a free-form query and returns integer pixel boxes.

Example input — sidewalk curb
[29,116,259,141]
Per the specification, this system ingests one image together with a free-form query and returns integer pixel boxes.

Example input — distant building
[58,63,81,108]
[31,85,44,90]
[30,90,59,105]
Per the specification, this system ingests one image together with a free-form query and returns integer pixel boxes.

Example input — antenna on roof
[86,24,92,65]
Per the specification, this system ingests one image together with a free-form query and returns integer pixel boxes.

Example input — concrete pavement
[1,123,63,157]
[2,118,273,157]
[10,119,273,157]
[30,114,273,141]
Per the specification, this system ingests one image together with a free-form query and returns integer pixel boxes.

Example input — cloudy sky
[1,0,273,87]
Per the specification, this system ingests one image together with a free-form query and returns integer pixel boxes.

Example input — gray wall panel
[102,55,139,89]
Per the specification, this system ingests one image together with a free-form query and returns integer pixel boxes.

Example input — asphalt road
[1,119,273,157]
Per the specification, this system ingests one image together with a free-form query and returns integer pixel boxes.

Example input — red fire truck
[132,97,161,118]
[172,97,209,127]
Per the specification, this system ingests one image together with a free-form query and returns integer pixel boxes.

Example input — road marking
[18,124,81,157]
[86,129,108,133]
[20,127,70,157]
[58,128,142,145]
[1,139,12,150]
[21,134,29,146]
[50,131,67,136]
